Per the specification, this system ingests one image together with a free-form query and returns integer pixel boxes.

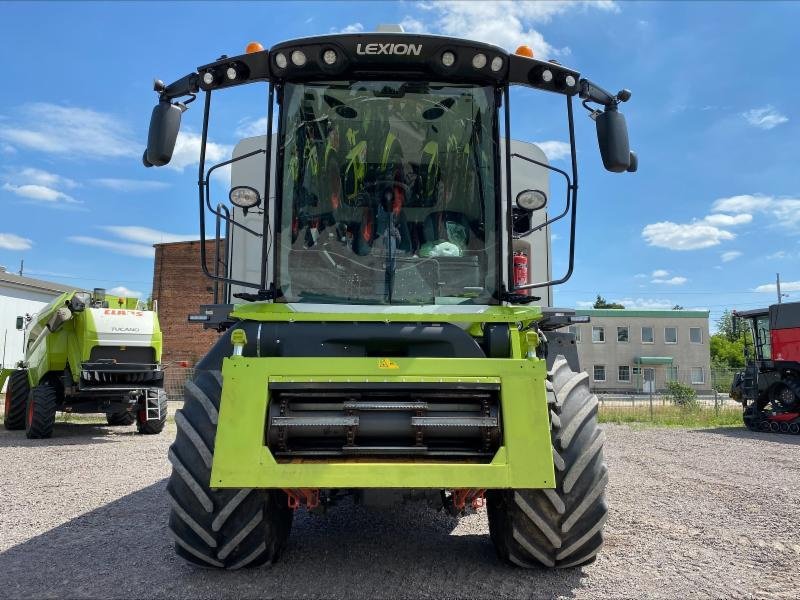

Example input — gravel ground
[0,421,798,599]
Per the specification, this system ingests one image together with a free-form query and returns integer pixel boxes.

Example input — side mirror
[145,101,183,167]
[69,294,87,313]
[15,316,24,330]
[595,108,632,173]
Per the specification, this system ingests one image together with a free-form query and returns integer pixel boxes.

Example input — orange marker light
[515,45,534,58]
[246,41,265,54]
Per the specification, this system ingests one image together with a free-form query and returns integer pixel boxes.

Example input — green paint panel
[231,303,543,325]
[211,355,556,490]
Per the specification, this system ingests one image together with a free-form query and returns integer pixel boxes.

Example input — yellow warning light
[246,41,265,54]
[515,45,534,58]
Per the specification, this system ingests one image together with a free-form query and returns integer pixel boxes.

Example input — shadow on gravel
[690,426,800,445]
[0,480,586,599]
[0,422,132,447]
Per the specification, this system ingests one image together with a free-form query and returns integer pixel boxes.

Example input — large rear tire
[25,383,58,439]
[4,370,30,430]
[487,356,608,568]
[167,369,293,569]
[107,410,136,426]
[136,389,167,435]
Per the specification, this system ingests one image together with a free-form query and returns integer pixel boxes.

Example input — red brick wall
[152,240,224,365]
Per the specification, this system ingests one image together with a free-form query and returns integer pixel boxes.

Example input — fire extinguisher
[513,251,529,294]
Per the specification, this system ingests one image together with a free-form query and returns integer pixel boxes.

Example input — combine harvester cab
[144,26,636,570]
[3,289,167,438]
[732,301,800,433]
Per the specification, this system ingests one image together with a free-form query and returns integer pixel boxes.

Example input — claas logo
[104,309,144,317]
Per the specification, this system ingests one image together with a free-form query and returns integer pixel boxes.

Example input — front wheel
[167,370,293,568]
[107,410,136,426]
[4,370,30,430]
[25,383,59,439]
[487,357,608,568]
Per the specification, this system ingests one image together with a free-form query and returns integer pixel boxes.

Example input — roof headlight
[441,51,456,67]
[323,49,338,65]
[291,50,307,67]
[490,56,503,72]
[472,53,487,69]
[274,52,288,69]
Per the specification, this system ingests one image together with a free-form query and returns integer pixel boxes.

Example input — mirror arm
[578,78,631,109]
[156,73,201,102]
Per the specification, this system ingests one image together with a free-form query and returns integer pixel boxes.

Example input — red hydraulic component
[283,488,320,510]
[513,251,529,294]
[451,488,486,511]
[769,412,800,422]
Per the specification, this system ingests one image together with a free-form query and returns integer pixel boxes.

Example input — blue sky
[0,1,797,326]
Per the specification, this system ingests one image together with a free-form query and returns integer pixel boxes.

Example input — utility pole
[18,259,23,277]
[777,272,788,304]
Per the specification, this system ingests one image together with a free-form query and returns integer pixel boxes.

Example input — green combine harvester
[2,289,166,438]
[143,26,636,569]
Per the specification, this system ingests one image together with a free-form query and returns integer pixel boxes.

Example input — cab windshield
[276,80,499,305]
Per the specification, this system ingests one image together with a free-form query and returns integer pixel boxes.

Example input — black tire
[25,383,58,439]
[487,356,608,569]
[107,410,136,426]
[136,389,167,435]
[4,370,30,430]
[167,369,293,569]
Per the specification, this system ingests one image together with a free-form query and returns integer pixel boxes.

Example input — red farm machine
[731,301,800,433]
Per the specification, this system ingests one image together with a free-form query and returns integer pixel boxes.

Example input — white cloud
[406,1,618,56]
[641,221,735,250]
[754,281,800,293]
[651,276,688,285]
[1,143,16,154]
[712,194,800,229]
[702,213,752,226]
[91,178,170,192]
[634,273,647,279]
[337,23,364,34]
[766,250,787,260]
[721,250,742,262]
[535,140,571,161]
[108,286,142,298]
[2,182,78,204]
[651,269,669,278]
[169,131,231,172]
[235,117,270,138]
[16,167,77,189]
[0,233,32,250]
[742,105,788,130]
[101,226,196,245]
[399,16,428,33]
[68,236,154,258]
[613,297,675,309]
[0,103,138,159]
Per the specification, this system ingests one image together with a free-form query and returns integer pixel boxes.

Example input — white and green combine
[1,289,166,439]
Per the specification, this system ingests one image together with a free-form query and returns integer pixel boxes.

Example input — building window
[617,326,629,343]
[642,326,654,344]
[592,326,605,343]
[689,327,702,344]
[593,365,606,382]
[618,365,631,382]
[568,325,582,342]
[690,367,704,384]
[667,366,678,382]
[665,326,678,344]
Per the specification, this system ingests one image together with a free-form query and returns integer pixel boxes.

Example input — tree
[672,304,684,310]
[593,294,625,309]
[710,334,745,369]
[716,309,738,342]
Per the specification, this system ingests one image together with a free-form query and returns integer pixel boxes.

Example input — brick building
[152,240,223,365]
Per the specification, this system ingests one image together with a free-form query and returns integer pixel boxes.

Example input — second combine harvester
[143,27,637,569]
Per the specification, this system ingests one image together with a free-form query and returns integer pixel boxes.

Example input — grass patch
[599,405,743,429]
